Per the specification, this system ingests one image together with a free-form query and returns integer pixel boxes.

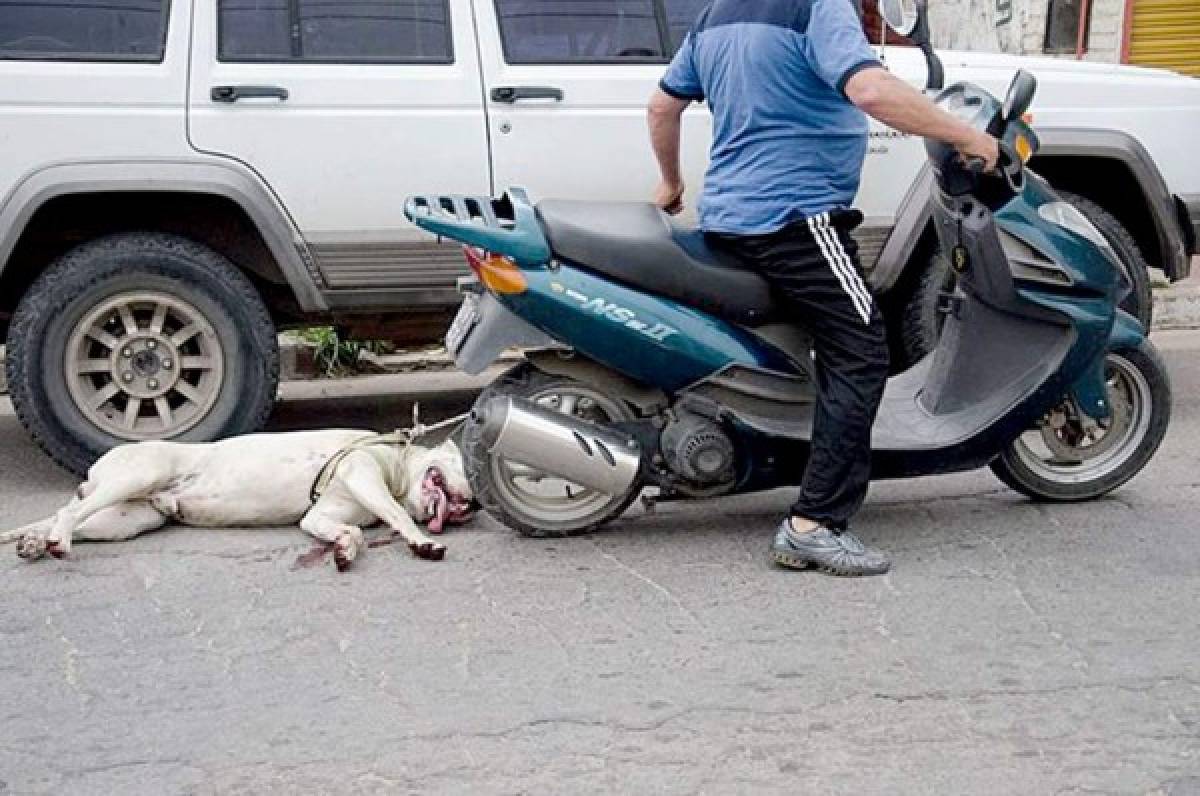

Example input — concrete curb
[277,339,523,382]
[1150,279,1200,331]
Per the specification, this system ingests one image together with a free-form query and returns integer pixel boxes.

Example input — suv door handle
[490,86,564,104]
[210,85,289,103]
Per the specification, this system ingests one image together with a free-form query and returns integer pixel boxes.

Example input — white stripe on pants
[807,212,873,324]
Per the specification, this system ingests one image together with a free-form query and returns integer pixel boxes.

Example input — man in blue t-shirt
[649,0,997,576]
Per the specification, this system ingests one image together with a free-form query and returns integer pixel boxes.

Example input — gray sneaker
[770,521,891,576]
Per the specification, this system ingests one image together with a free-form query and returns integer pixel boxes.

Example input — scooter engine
[660,413,736,486]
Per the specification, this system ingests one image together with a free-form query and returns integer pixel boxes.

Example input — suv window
[493,0,706,64]
[0,0,169,62]
[663,0,706,51]
[218,0,453,63]
[494,0,664,63]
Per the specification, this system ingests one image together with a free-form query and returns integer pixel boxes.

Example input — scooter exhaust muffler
[474,396,642,495]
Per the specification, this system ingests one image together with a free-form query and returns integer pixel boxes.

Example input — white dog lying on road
[2,430,474,570]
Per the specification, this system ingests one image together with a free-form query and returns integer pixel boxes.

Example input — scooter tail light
[462,246,527,294]
[463,245,487,275]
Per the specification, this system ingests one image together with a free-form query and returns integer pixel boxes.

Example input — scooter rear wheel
[990,341,1171,501]
[462,364,643,537]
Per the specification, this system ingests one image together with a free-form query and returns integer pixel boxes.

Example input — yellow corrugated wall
[1127,0,1200,76]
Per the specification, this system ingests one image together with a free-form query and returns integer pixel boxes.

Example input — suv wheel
[7,232,279,475]
[897,191,1155,368]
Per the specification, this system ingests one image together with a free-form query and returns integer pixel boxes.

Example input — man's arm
[845,67,999,170]
[648,88,691,214]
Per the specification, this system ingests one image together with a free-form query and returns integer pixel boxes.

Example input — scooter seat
[536,200,776,326]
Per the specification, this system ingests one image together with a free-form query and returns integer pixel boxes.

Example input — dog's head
[403,437,474,534]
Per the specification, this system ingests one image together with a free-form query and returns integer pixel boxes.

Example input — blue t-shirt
[660,0,881,235]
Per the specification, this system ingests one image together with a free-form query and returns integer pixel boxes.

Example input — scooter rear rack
[403,186,551,266]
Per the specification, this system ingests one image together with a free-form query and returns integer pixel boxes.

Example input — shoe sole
[771,549,889,577]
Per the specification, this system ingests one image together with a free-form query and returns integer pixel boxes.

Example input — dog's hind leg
[31,472,167,560]
[74,501,168,542]
[19,501,168,559]
[299,506,366,572]
[15,499,84,560]
[1,517,55,546]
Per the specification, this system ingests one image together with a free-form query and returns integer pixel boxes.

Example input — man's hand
[648,88,690,216]
[655,180,685,215]
[956,129,1000,173]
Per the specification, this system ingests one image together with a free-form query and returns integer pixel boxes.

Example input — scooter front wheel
[990,341,1171,501]
[462,364,643,537]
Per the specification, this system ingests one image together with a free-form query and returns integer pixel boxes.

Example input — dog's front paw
[408,541,446,562]
[334,528,365,572]
[16,534,49,561]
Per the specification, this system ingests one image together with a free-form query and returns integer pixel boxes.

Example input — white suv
[1,0,1197,473]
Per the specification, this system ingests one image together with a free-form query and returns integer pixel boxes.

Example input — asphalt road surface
[2,335,1199,794]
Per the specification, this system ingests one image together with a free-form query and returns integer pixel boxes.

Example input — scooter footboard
[448,290,559,374]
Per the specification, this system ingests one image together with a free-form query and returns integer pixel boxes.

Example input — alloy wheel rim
[1012,353,1151,484]
[490,385,632,525]
[65,291,225,440]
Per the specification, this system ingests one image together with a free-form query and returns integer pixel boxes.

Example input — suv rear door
[473,0,710,213]
[0,0,188,210]
[186,0,490,305]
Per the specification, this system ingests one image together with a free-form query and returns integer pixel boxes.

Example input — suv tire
[7,232,279,475]
[898,190,1155,367]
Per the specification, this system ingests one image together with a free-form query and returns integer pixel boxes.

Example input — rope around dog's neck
[309,405,469,504]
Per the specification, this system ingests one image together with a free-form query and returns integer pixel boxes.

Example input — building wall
[925,0,1126,62]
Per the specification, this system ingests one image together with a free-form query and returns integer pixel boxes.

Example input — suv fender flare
[0,158,327,311]
[870,128,1191,293]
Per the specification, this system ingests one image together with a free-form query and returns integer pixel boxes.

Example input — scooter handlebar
[962,155,988,174]
[996,141,1025,194]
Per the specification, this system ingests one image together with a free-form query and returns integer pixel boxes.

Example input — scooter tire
[989,340,1171,501]
[461,363,643,537]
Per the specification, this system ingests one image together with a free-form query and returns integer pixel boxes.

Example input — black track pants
[707,209,889,528]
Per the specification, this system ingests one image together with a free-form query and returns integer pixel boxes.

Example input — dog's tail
[0,530,24,544]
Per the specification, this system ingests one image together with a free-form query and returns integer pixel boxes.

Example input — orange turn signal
[1014,134,1034,163]
[464,247,527,294]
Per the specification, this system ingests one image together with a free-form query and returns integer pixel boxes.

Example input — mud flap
[451,292,559,374]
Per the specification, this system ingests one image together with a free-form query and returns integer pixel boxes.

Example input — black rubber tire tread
[989,339,1171,501]
[1057,190,1154,331]
[461,363,642,538]
[898,191,1156,367]
[899,249,952,368]
[6,232,279,476]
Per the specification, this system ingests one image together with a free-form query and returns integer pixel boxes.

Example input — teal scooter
[403,66,1170,539]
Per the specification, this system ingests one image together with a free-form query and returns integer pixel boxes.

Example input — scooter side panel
[892,177,1130,477]
[1107,309,1147,351]
[999,178,1148,421]
[495,260,800,392]
[996,175,1123,298]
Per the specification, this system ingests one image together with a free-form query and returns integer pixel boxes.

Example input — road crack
[588,537,704,630]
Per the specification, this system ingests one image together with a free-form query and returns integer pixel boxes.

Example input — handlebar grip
[963,155,988,174]
[997,141,1024,193]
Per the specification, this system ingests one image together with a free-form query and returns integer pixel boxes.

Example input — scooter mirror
[879,0,942,90]
[1003,69,1038,122]
[878,0,919,38]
